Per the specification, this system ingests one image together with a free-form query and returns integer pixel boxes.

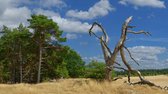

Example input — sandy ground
[0,75,168,94]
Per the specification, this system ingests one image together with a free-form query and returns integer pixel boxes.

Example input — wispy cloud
[119,0,166,9]
[147,14,155,19]
[127,46,166,61]
[16,0,66,9]
[80,42,88,46]
[39,0,66,8]
[139,37,168,43]
[66,0,115,20]
[33,8,60,17]
[66,33,78,40]
[52,15,99,33]
[82,55,104,62]
[116,46,167,69]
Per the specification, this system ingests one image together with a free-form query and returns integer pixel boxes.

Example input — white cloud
[115,46,167,69]
[14,0,66,9]
[0,0,31,28]
[0,4,98,33]
[66,0,114,20]
[0,0,25,15]
[83,55,104,62]
[119,0,166,8]
[39,0,66,8]
[83,46,168,69]
[33,8,60,17]
[128,46,166,61]
[32,9,99,33]
[138,37,168,43]
[0,7,31,28]
[66,33,78,40]
[0,0,12,14]
[52,16,99,33]
[129,46,166,55]
[0,0,100,33]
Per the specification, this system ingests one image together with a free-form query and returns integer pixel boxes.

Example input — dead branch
[127,30,151,36]
[120,47,159,87]
[123,45,140,65]
[44,46,64,51]
[89,22,109,43]
[113,66,128,72]
[114,61,121,66]
[127,26,136,28]
[100,37,113,56]
[89,22,112,56]
[112,77,123,81]
[110,16,133,61]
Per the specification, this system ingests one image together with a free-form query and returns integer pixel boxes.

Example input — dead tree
[89,16,158,86]
[89,22,113,80]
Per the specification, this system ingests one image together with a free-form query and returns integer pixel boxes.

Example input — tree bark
[11,60,16,83]
[37,43,42,83]
[19,45,23,83]
[100,38,112,81]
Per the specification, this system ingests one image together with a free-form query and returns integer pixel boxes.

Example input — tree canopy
[0,15,85,83]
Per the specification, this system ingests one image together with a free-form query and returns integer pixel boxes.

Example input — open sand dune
[0,75,168,94]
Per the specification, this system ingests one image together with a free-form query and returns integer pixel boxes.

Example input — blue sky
[0,0,168,69]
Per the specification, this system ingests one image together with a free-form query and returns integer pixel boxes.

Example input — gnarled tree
[89,16,158,87]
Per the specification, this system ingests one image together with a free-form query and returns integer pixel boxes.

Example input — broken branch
[123,45,140,66]
[127,30,151,36]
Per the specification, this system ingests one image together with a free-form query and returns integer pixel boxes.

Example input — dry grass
[0,75,168,94]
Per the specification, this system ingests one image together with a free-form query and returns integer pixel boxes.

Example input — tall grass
[0,75,167,94]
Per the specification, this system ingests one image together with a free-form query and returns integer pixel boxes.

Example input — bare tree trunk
[105,67,112,80]
[37,43,42,83]
[100,37,111,81]
[19,45,23,83]
[11,60,16,84]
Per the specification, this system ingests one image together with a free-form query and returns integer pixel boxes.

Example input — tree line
[0,15,85,83]
[85,61,168,80]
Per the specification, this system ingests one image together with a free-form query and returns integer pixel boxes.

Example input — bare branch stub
[127,30,152,36]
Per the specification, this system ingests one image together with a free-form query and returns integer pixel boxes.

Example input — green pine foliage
[0,15,85,83]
